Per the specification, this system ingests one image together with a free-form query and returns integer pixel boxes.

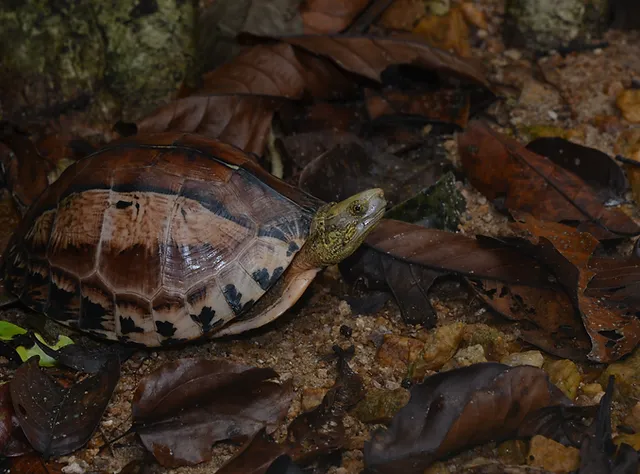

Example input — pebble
[500,350,544,368]
[617,89,640,123]
[62,462,86,474]
[527,435,580,472]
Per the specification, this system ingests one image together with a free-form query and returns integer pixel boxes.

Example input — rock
[613,433,640,450]
[500,350,544,368]
[352,388,410,424]
[503,0,609,51]
[527,435,580,473]
[461,323,514,360]
[544,359,581,400]
[376,334,424,370]
[497,439,528,465]
[441,344,487,371]
[623,402,640,433]
[0,0,195,122]
[617,89,640,123]
[600,348,640,400]
[408,322,465,379]
[301,387,327,411]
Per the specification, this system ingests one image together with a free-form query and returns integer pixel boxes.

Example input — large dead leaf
[200,43,357,100]
[282,35,490,88]
[458,121,640,240]
[365,219,554,287]
[584,243,640,309]
[513,214,640,362]
[412,6,472,58]
[364,363,571,474]
[525,137,627,202]
[10,356,120,457]
[301,0,371,33]
[136,95,282,155]
[132,358,294,468]
[218,348,364,474]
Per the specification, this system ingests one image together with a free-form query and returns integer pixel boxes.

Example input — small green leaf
[16,333,75,367]
[0,321,28,340]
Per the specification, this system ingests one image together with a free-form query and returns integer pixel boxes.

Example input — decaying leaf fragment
[364,363,571,473]
[10,356,120,457]
[513,214,640,363]
[458,120,640,240]
[132,358,294,468]
[218,348,364,473]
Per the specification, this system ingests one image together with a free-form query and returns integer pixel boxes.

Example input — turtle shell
[2,133,323,346]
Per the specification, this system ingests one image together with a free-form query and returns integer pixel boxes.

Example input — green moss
[0,0,195,122]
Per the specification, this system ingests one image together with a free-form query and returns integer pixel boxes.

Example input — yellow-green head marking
[305,188,386,267]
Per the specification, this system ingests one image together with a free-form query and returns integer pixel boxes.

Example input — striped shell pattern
[2,134,322,347]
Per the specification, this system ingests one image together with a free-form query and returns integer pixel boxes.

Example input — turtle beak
[359,188,387,229]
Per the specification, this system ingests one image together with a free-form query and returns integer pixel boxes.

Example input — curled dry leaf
[218,348,364,474]
[513,214,640,362]
[458,120,640,240]
[525,137,627,201]
[132,358,294,468]
[137,95,282,155]
[364,363,570,473]
[282,35,490,88]
[10,356,120,457]
[7,454,65,474]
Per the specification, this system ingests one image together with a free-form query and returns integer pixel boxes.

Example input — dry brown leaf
[412,7,472,58]
[137,95,282,155]
[301,0,371,33]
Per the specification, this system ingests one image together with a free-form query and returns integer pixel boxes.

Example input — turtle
[1,133,386,347]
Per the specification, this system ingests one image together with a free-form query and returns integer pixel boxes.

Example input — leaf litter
[0,0,640,473]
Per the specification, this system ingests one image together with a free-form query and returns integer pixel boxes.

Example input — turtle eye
[350,201,366,215]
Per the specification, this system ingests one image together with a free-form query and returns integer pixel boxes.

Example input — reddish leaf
[585,242,640,308]
[365,88,470,128]
[301,0,371,33]
[200,43,357,100]
[525,137,627,201]
[365,219,554,287]
[7,454,64,474]
[513,214,640,362]
[364,363,571,473]
[132,358,294,468]
[458,120,640,240]
[470,279,592,360]
[281,35,491,89]
[10,356,120,457]
[137,95,282,155]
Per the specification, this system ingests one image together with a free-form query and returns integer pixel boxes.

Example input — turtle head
[307,188,386,266]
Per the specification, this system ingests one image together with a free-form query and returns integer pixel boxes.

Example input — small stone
[338,300,352,317]
[600,348,640,400]
[352,388,410,424]
[461,323,514,360]
[497,439,528,465]
[504,49,522,61]
[424,461,451,474]
[614,433,640,450]
[623,402,640,433]
[500,350,544,368]
[409,323,465,378]
[376,334,424,369]
[460,2,487,29]
[340,325,353,338]
[527,435,580,473]
[441,344,487,371]
[544,359,581,400]
[548,110,558,120]
[62,462,86,474]
[617,89,640,123]
[301,387,327,412]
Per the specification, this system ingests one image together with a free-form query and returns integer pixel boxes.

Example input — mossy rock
[0,0,195,122]
[504,0,610,51]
